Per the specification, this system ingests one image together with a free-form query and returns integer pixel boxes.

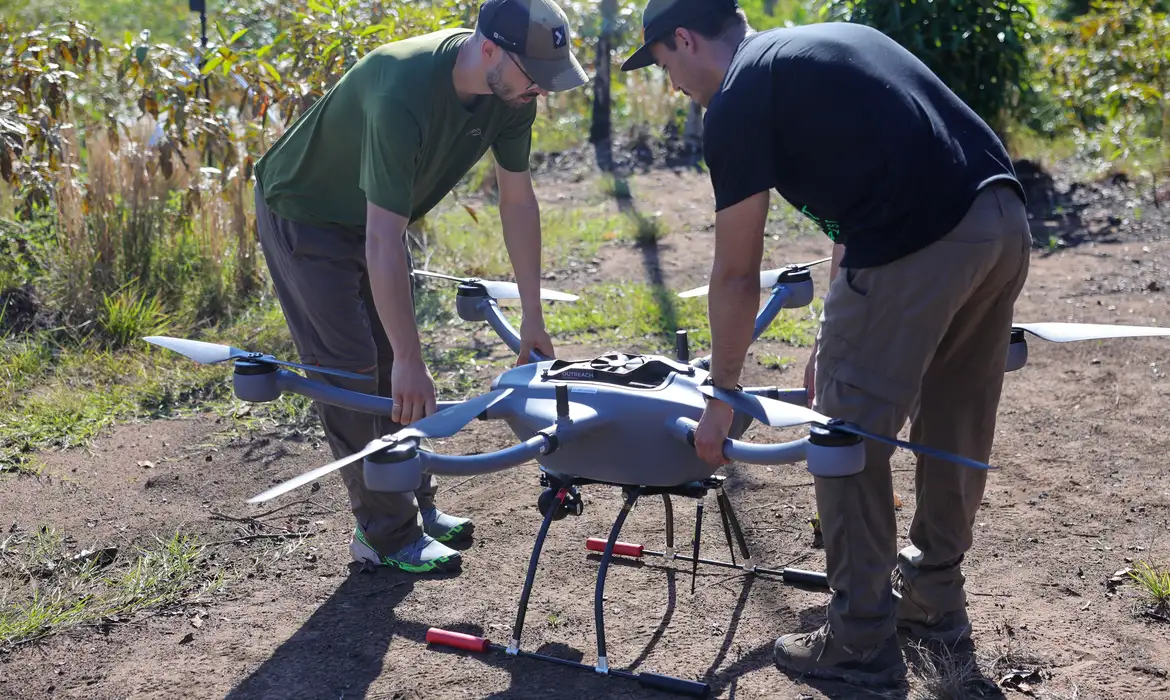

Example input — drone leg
[662,494,676,559]
[508,486,567,654]
[716,484,754,572]
[691,495,704,595]
[594,487,642,675]
[715,488,737,567]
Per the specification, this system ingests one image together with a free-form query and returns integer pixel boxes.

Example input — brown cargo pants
[254,188,435,556]
[811,181,1032,648]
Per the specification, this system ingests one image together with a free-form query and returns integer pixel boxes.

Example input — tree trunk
[591,0,617,170]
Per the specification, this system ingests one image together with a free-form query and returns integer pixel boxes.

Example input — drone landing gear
[426,478,711,698]
[587,476,831,593]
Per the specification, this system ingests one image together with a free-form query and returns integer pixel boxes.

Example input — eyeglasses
[505,50,538,91]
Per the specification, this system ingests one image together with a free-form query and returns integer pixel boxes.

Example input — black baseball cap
[621,0,740,72]
[477,0,589,92]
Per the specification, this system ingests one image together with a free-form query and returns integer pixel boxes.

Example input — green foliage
[1027,1,1169,177]
[98,282,172,349]
[819,0,1040,135]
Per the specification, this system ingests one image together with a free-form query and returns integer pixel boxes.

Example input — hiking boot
[773,622,906,687]
[422,507,473,543]
[350,527,461,574]
[893,569,973,645]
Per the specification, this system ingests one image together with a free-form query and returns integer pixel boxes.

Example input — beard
[487,63,540,109]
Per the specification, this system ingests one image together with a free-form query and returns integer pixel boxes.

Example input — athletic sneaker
[349,527,461,574]
[422,507,474,543]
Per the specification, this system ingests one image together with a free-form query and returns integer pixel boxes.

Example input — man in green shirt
[252,0,588,574]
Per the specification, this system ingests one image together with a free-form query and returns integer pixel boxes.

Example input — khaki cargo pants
[812,182,1031,647]
[254,188,435,556]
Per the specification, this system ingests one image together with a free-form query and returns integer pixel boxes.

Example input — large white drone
[144,262,1170,698]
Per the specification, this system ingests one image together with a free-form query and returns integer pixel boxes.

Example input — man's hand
[518,314,555,365]
[390,355,437,425]
[803,339,817,407]
[695,398,735,466]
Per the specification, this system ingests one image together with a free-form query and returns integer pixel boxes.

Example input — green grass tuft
[415,203,637,279]
[542,282,820,353]
[0,528,224,650]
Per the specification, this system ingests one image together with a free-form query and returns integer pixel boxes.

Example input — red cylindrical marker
[426,628,490,653]
[586,537,644,557]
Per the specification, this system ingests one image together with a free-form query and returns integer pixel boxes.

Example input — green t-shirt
[254,28,536,230]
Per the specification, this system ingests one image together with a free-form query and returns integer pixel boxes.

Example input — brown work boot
[893,569,973,645]
[773,622,906,687]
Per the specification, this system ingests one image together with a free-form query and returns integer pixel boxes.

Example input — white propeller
[412,269,578,302]
[678,257,831,299]
[1014,322,1170,343]
[699,385,996,471]
[246,388,513,504]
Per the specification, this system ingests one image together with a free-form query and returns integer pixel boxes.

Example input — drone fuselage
[486,352,756,487]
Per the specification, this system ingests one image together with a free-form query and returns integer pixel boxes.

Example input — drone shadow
[220,553,784,700]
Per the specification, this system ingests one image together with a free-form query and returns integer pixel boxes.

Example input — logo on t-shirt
[466,128,483,138]
[552,26,567,49]
[799,204,841,242]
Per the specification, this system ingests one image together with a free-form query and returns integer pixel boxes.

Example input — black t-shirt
[703,22,1026,268]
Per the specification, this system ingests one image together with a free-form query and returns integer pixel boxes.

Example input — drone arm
[751,285,792,341]
[481,298,552,364]
[268,371,464,414]
[689,284,799,369]
[418,433,552,476]
[667,417,808,465]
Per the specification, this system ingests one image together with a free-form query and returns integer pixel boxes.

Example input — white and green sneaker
[350,528,461,574]
[422,507,474,543]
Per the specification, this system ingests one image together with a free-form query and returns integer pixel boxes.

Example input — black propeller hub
[809,423,862,447]
[775,267,812,285]
[233,359,278,375]
[456,281,490,298]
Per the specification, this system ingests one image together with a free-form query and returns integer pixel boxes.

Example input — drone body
[487,353,754,487]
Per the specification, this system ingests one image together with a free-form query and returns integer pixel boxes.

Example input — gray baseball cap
[478,0,589,91]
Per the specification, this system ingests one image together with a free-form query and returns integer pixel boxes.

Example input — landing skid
[426,474,835,698]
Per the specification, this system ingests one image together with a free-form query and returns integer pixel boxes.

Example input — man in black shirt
[623,0,1031,687]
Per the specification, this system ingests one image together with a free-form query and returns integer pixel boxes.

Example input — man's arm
[707,190,771,389]
[495,163,544,324]
[366,202,421,362]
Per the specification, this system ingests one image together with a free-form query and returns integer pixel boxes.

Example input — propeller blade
[408,387,514,439]
[760,256,833,288]
[833,423,995,471]
[699,385,995,471]
[246,443,383,504]
[411,269,579,302]
[1015,322,1170,343]
[679,257,832,298]
[143,335,241,364]
[145,335,370,381]
[411,269,467,283]
[480,279,580,302]
[699,385,831,428]
[261,357,370,381]
[245,388,513,504]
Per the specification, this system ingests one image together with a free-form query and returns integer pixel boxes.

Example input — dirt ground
[3,162,1170,700]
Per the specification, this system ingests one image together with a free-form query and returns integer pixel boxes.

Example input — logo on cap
[552,25,566,48]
